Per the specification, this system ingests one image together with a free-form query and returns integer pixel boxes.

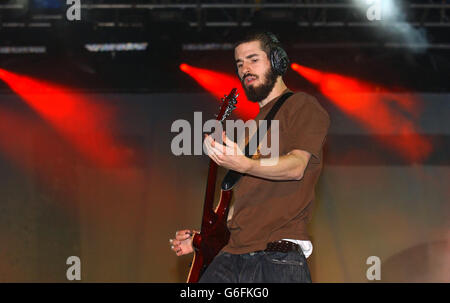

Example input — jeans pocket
[263,251,305,266]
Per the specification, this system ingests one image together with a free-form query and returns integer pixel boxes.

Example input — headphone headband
[266,32,280,44]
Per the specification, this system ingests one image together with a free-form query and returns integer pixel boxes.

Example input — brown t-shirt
[221,89,330,254]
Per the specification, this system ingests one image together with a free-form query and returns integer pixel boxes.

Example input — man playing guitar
[170,31,330,283]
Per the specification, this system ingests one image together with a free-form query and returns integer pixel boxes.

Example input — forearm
[244,150,310,181]
[204,134,311,181]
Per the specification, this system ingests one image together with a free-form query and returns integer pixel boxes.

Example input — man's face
[235,41,278,102]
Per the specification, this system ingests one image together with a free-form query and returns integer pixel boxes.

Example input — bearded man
[170,31,330,283]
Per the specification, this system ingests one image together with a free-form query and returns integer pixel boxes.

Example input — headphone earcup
[270,46,289,76]
[265,32,289,75]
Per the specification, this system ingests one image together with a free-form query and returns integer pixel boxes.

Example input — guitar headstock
[216,88,238,123]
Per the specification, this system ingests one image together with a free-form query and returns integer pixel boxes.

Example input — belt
[264,240,300,253]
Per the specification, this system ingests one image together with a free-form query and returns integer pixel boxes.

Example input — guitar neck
[198,88,238,235]
[200,159,218,233]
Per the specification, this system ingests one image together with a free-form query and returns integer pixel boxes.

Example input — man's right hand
[169,229,197,256]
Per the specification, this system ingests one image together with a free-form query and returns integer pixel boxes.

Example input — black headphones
[266,32,290,76]
[236,32,290,79]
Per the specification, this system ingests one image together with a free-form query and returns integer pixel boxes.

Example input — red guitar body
[186,89,238,283]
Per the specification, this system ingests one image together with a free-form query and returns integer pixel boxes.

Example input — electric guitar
[187,88,238,283]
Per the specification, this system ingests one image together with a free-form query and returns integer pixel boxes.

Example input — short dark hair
[233,31,282,59]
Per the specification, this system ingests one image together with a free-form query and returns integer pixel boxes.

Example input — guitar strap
[221,91,294,190]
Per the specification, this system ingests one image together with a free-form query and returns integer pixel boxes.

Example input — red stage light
[291,63,432,162]
[0,68,133,169]
[179,63,188,72]
[179,63,258,120]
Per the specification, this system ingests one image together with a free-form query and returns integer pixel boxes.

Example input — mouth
[244,75,257,85]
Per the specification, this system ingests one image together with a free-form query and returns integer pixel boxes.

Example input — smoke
[353,0,429,52]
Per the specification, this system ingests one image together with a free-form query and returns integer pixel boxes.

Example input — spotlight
[179,63,188,72]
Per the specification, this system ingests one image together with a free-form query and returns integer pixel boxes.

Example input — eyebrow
[235,53,259,64]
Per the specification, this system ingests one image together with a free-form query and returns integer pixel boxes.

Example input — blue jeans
[198,249,312,283]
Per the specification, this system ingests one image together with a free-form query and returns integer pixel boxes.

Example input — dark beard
[241,68,278,103]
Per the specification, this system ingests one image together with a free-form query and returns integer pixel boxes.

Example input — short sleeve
[286,95,330,163]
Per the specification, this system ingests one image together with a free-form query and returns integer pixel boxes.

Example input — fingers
[205,135,239,164]
[170,239,180,246]
[170,241,191,256]
[205,134,228,153]
[170,230,195,256]
[170,239,185,255]
[175,230,193,241]
[222,132,244,156]
[204,140,222,164]
[205,135,222,154]
[222,131,234,148]
[176,247,186,256]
